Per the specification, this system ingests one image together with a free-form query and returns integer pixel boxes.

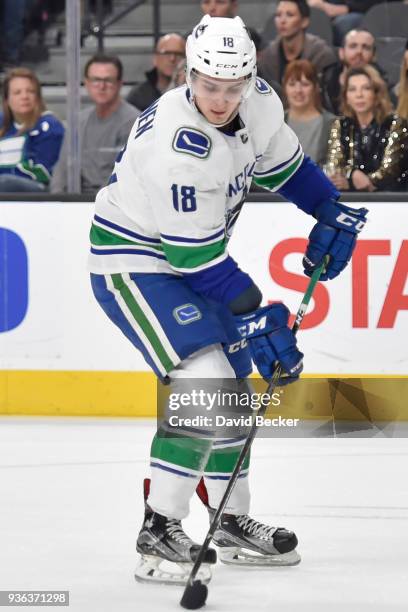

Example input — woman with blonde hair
[324,65,408,191]
[395,40,408,120]
[0,67,64,192]
[283,59,335,166]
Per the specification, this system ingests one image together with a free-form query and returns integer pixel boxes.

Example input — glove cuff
[315,200,368,234]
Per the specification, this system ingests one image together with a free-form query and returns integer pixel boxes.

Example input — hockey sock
[203,439,251,515]
[148,428,213,519]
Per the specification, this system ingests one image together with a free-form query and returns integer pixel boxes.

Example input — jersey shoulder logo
[255,78,272,95]
[173,127,212,159]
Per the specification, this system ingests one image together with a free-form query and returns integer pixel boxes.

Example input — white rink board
[1,200,407,374]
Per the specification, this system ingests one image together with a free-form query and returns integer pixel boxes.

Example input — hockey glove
[303,200,368,281]
[235,304,303,385]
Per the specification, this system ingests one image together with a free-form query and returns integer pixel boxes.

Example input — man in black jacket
[127,33,185,112]
[320,28,392,114]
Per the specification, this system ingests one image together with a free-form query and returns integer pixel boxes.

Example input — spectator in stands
[258,0,336,85]
[324,65,408,191]
[127,34,186,112]
[183,0,237,38]
[200,0,237,17]
[283,59,335,165]
[51,54,139,194]
[395,40,408,120]
[320,28,389,115]
[307,0,387,46]
[0,67,64,192]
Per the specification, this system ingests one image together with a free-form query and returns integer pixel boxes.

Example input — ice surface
[0,417,407,612]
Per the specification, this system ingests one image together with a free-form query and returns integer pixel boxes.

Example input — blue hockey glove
[235,304,303,384]
[303,200,368,281]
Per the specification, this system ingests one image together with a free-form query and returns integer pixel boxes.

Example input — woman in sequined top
[324,65,408,191]
[396,41,408,120]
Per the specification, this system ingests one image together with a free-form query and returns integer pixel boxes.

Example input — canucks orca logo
[195,24,208,38]
[173,128,211,159]
[173,303,202,325]
[255,78,272,95]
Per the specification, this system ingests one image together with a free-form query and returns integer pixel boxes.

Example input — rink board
[1,200,407,416]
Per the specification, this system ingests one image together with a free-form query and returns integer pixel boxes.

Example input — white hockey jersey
[89,78,303,276]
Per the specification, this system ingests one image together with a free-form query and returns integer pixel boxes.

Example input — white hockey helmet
[186,15,257,98]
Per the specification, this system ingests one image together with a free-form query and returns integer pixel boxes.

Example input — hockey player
[89,15,367,584]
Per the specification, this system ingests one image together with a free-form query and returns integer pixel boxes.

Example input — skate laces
[166,519,193,546]
[236,515,277,540]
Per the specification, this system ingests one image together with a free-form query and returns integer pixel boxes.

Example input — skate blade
[134,555,212,586]
[218,547,301,567]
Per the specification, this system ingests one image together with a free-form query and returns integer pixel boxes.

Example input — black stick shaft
[181,257,328,594]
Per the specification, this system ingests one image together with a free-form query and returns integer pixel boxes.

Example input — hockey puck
[180,580,208,609]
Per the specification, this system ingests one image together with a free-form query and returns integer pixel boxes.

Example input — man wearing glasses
[51,54,139,194]
[127,34,186,112]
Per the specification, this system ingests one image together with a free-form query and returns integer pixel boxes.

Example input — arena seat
[362,2,408,38]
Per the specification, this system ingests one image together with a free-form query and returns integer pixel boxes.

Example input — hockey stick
[180,255,329,610]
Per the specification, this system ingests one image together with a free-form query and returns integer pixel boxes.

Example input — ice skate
[196,479,301,567]
[212,512,301,566]
[135,480,216,586]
